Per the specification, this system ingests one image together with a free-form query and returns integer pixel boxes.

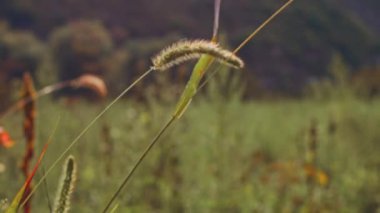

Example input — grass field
[1,73,379,212]
[1,0,379,212]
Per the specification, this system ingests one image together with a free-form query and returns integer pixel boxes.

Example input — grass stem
[199,0,294,90]
[233,0,293,54]
[102,116,176,213]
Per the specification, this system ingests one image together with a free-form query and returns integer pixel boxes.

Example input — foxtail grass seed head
[151,40,244,71]
[71,74,108,98]
[53,155,77,213]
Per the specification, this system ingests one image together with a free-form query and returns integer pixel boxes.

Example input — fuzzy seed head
[151,40,244,71]
[53,155,77,213]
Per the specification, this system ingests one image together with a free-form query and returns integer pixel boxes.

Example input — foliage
[0,22,44,109]
[306,53,354,100]
[1,0,379,94]
[0,1,379,212]
[229,0,379,94]
[352,66,380,98]
[49,20,113,84]
[1,72,379,212]
[0,22,44,78]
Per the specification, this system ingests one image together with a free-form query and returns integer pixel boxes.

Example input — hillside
[1,0,379,94]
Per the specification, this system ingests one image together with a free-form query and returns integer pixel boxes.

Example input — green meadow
[1,70,379,212]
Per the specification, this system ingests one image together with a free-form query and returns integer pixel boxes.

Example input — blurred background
[0,0,379,101]
[1,0,380,212]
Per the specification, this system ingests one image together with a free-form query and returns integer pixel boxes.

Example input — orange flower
[0,126,14,148]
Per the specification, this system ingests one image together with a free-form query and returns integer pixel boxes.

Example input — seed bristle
[152,39,244,71]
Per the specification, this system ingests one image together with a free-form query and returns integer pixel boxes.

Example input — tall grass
[2,72,379,212]
[14,1,294,211]
[2,0,379,212]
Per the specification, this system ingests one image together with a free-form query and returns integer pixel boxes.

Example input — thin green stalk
[233,0,293,54]
[102,116,176,213]
[200,0,294,90]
